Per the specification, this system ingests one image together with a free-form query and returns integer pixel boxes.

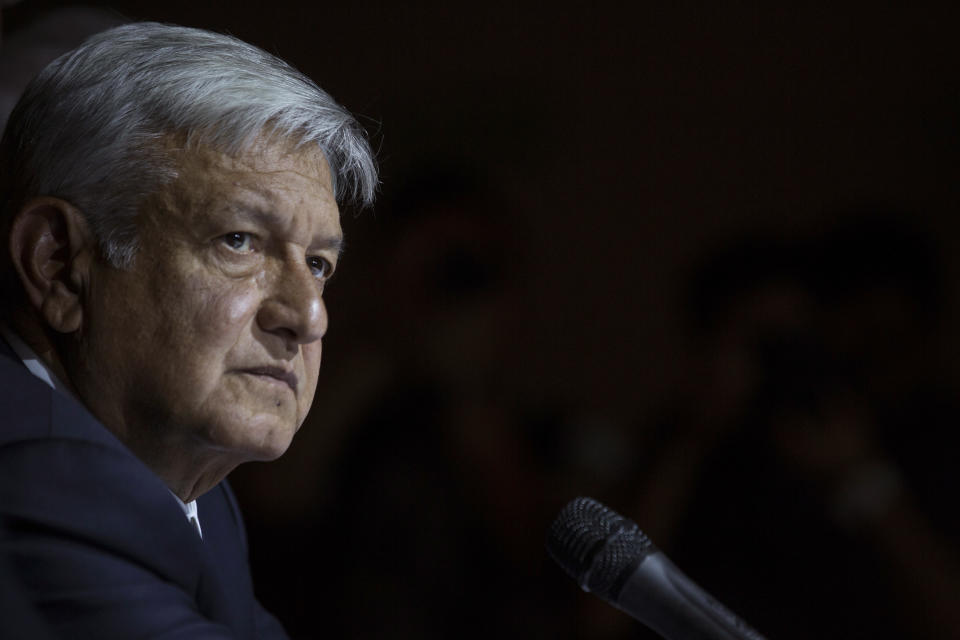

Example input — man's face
[74,141,342,468]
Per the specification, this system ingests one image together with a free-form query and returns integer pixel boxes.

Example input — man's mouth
[240,366,298,392]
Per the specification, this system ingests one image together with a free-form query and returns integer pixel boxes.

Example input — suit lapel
[196,484,258,639]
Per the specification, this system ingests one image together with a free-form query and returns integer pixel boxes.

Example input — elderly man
[0,22,376,638]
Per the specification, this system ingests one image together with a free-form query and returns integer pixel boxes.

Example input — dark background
[5,3,960,638]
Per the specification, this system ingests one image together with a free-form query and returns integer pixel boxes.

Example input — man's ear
[8,197,97,334]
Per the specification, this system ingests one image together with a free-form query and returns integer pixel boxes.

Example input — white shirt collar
[171,492,203,538]
[0,325,202,538]
[0,324,74,397]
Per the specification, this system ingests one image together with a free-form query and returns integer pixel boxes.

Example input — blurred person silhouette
[621,215,960,640]
[320,164,571,638]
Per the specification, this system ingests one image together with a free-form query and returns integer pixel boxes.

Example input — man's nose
[257,258,327,348]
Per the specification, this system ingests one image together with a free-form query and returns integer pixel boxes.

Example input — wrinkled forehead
[151,135,334,212]
[162,131,332,183]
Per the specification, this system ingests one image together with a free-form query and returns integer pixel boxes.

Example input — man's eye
[222,232,253,252]
[307,256,332,279]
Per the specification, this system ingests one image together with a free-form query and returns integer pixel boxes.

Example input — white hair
[0,22,378,267]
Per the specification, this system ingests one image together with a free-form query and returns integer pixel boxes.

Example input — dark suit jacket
[0,338,288,639]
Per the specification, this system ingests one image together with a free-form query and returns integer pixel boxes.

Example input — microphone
[546,497,768,640]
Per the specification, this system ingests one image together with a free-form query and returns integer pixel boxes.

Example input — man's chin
[203,418,297,464]
[249,438,293,462]
[244,428,296,463]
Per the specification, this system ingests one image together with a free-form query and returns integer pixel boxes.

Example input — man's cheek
[221,283,261,326]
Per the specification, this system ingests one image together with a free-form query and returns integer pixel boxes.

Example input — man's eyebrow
[319,233,345,258]
[226,202,283,227]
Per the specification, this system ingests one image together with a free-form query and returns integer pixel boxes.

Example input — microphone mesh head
[546,496,655,599]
